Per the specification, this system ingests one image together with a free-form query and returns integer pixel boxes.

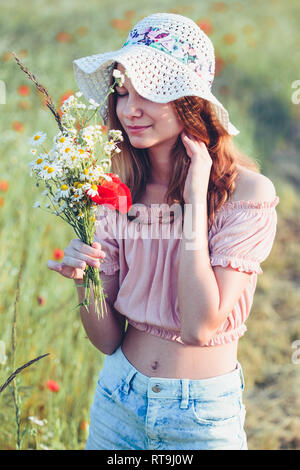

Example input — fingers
[72,238,102,259]
[47,260,60,270]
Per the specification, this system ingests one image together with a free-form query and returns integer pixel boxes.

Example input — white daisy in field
[88,98,100,110]
[39,163,61,180]
[79,167,95,182]
[71,191,84,204]
[28,416,47,427]
[108,129,123,141]
[76,209,85,220]
[28,131,47,147]
[112,69,125,86]
[33,201,41,208]
[57,184,71,198]
[75,91,83,98]
[82,182,99,197]
[61,95,75,109]
[104,140,117,155]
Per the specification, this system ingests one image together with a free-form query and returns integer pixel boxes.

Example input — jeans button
[152,385,161,393]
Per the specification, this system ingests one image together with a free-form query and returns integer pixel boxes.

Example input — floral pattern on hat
[122,26,214,88]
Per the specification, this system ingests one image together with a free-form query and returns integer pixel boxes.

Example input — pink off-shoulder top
[93,195,279,347]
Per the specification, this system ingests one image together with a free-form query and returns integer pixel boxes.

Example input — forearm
[178,201,220,345]
[75,278,125,355]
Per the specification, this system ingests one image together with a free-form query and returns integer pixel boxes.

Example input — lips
[127,125,150,129]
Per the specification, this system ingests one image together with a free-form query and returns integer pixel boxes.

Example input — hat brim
[73,44,239,136]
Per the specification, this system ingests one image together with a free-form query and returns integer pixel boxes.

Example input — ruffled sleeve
[93,207,120,275]
[209,196,279,275]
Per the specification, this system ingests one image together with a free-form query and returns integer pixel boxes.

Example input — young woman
[48,13,279,450]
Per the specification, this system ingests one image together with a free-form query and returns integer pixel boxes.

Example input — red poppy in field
[196,18,213,35]
[12,121,24,132]
[110,18,132,32]
[0,197,4,207]
[37,295,46,306]
[80,420,88,431]
[76,26,88,37]
[18,85,30,96]
[2,52,12,61]
[46,380,60,392]
[211,2,228,12]
[56,32,72,43]
[215,57,226,76]
[0,180,9,192]
[53,248,64,260]
[223,33,237,45]
[18,100,31,110]
[87,173,132,214]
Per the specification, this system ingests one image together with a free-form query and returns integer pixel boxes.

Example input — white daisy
[112,69,125,86]
[58,184,71,198]
[39,163,60,180]
[83,182,99,197]
[28,132,47,147]
[28,416,46,427]
[33,201,41,208]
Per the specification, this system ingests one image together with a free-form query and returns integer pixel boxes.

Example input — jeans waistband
[102,345,245,408]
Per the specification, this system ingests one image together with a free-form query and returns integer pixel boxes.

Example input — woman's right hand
[47,239,106,280]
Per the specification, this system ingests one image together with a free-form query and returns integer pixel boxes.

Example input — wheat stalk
[11,51,65,134]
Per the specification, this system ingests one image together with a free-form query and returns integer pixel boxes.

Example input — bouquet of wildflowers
[13,53,132,318]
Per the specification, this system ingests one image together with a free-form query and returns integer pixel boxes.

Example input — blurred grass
[0,0,299,450]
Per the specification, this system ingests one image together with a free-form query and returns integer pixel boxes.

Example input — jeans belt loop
[180,379,190,409]
[122,368,137,395]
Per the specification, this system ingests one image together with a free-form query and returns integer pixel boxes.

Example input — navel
[151,361,159,371]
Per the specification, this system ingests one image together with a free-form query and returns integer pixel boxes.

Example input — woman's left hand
[181,130,213,204]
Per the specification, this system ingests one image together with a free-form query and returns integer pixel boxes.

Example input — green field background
[0,0,299,450]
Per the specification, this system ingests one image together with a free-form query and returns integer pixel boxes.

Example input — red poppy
[18,85,30,96]
[196,19,213,36]
[87,173,132,214]
[56,32,72,43]
[12,121,24,132]
[0,180,9,192]
[37,295,46,306]
[215,57,226,76]
[18,100,31,110]
[76,26,88,37]
[110,18,132,32]
[46,380,60,392]
[0,197,4,207]
[53,248,64,260]
[80,420,88,431]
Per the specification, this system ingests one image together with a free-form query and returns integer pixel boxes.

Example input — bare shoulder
[229,165,277,203]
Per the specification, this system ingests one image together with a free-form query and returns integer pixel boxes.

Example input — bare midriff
[120,175,247,380]
[121,324,239,379]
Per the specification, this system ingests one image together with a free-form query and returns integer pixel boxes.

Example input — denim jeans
[85,345,247,450]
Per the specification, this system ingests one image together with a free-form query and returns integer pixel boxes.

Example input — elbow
[180,333,212,347]
[180,329,215,347]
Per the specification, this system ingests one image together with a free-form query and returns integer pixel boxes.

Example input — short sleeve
[93,207,120,275]
[209,196,279,275]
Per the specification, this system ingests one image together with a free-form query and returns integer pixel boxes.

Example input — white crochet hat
[73,12,240,136]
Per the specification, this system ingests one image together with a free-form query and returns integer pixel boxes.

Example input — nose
[122,94,143,119]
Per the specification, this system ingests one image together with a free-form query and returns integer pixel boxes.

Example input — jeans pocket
[96,373,123,401]
[191,392,242,427]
